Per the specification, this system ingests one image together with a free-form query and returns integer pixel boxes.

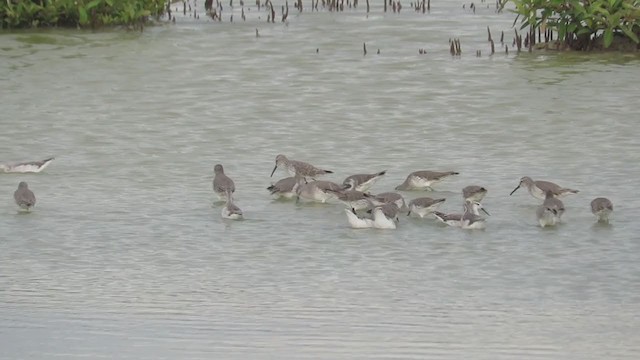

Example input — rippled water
[1,1,640,359]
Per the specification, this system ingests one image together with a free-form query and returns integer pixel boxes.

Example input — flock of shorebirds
[4,155,614,230]
[213,154,614,230]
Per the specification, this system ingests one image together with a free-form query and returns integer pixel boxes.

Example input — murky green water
[1,1,639,359]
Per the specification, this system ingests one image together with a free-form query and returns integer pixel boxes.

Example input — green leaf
[603,28,614,47]
[620,25,640,43]
[105,0,113,6]
[576,27,592,35]
[86,0,102,11]
[78,6,88,24]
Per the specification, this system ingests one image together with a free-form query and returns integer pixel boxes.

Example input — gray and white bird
[327,189,373,211]
[462,185,487,202]
[369,191,407,211]
[590,197,613,223]
[221,192,243,220]
[270,154,333,180]
[1,157,55,173]
[460,200,490,230]
[395,170,459,191]
[434,200,488,228]
[407,197,446,218]
[213,164,235,200]
[510,176,578,200]
[267,177,299,199]
[295,180,343,203]
[14,181,36,212]
[536,191,565,227]
[342,170,386,192]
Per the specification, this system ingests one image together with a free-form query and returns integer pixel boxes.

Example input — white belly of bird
[461,219,486,230]
[299,187,334,203]
[529,186,548,200]
[435,215,461,227]
[355,178,379,192]
[410,176,440,189]
[538,213,560,227]
[595,209,612,222]
[221,207,243,220]
[409,204,438,218]
[372,210,397,229]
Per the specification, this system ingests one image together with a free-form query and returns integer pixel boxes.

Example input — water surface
[1,1,640,359]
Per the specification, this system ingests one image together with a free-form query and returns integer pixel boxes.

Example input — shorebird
[213,164,235,200]
[270,154,333,180]
[433,211,463,227]
[1,157,55,173]
[510,176,578,200]
[371,203,400,229]
[369,191,406,211]
[221,192,243,220]
[407,197,446,218]
[460,200,490,230]
[295,180,343,203]
[14,181,36,212]
[267,177,298,199]
[395,170,459,191]
[434,200,488,227]
[344,203,398,230]
[342,170,386,192]
[590,197,613,223]
[327,189,373,211]
[344,208,375,229]
[462,185,487,202]
[536,191,565,227]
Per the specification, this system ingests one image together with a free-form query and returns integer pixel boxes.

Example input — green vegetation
[502,0,640,50]
[1,0,167,29]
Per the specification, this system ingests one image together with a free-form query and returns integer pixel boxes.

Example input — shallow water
[1,1,640,359]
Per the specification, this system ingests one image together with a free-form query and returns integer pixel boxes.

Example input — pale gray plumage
[536,191,565,227]
[213,164,235,199]
[295,180,343,203]
[435,200,488,227]
[407,197,446,217]
[14,181,36,211]
[327,189,373,211]
[395,170,459,191]
[378,202,400,221]
[1,157,55,173]
[369,191,406,211]
[342,170,386,192]
[462,185,487,202]
[460,200,489,229]
[510,176,578,200]
[367,202,401,223]
[433,211,462,226]
[267,176,298,198]
[271,154,333,180]
[590,197,613,223]
[221,192,243,219]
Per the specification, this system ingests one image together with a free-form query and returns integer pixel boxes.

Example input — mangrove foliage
[502,0,640,50]
[1,0,167,29]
